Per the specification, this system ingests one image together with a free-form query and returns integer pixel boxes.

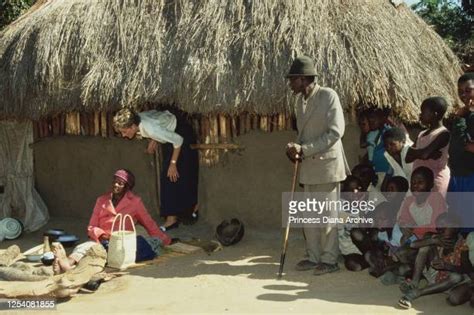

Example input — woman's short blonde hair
[113,108,140,130]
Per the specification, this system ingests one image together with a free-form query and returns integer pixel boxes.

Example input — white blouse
[138,110,183,148]
[384,144,413,181]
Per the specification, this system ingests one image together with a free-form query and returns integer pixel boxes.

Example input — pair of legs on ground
[347,228,408,275]
[51,242,92,274]
[162,204,199,230]
[397,245,472,308]
[297,183,340,275]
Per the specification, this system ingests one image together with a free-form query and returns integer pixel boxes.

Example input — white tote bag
[107,213,136,270]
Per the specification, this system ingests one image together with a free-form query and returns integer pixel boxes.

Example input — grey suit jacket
[296,85,350,185]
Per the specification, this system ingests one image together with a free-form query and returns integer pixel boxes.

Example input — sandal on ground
[398,289,419,309]
[398,297,412,309]
[313,263,339,276]
[295,259,320,271]
[182,210,199,226]
[159,221,180,232]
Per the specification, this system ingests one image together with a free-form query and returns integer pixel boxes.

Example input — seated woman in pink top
[405,97,450,197]
[53,169,170,274]
[87,169,170,244]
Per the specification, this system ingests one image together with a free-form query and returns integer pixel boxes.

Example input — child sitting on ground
[377,176,410,251]
[338,175,370,272]
[383,176,409,210]
[351,164,387,201]
[398,166,447,241]
[352,177,410,279]
[394,167,448,294]
[406,97,450,197]
[398,214,473,309]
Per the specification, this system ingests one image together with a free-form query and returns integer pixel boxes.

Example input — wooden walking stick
[277,156,300,279]
[154,146,161,213]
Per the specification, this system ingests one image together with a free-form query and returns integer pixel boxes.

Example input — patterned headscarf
[114,169,135,189]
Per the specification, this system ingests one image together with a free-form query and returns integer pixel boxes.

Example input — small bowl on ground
[0,218,23,240]
[41,252,55,266]
[25,253,43,262]
[23,244,45,262]
[56,235,79,248]
[43,229,66,241]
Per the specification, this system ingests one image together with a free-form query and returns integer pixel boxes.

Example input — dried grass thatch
[0,0,463,122]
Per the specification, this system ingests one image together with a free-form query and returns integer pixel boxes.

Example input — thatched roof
[0,0,463,121]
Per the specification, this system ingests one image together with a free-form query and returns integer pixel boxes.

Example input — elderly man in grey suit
[286,56,350,275]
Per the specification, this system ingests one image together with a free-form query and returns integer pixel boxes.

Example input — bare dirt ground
[1,217,472,315]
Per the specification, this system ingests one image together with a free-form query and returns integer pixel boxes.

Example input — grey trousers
[303,182,340,265]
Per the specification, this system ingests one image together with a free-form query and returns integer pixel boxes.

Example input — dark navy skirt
[160,112,199,217]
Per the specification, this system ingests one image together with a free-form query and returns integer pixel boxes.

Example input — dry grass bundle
[0,0,462,122]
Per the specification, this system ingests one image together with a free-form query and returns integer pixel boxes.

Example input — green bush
[0,0,36,29]
[412,0,473,63]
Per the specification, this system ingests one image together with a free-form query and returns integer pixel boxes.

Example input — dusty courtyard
[0,217,472,315]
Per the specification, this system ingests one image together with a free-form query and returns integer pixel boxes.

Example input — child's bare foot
[52,258,62,275]
[51,242,66,257]
[52,242,73,273]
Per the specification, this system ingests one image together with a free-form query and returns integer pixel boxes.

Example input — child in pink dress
[406,97,450,197]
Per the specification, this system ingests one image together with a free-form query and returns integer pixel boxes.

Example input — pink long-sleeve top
[87,191,171,245]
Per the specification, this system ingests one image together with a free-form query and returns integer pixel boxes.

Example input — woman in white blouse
[113,108,199,231]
